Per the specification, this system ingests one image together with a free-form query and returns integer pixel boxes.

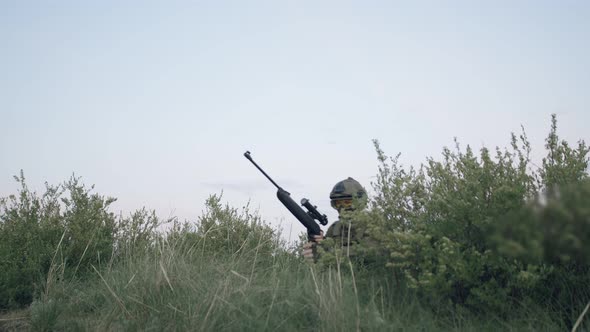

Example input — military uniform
[325,217,360,247]
[307,177,368,262]
[319,217,361,260]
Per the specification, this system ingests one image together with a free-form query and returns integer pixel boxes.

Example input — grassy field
[1,240,570,331]
[2,116,589,331]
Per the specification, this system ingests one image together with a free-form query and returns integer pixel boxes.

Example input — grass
[2,115,588,330]
[0,309,29,331]
[19,234,569,332]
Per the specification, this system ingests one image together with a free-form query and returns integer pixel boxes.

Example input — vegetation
[0,115,588,331]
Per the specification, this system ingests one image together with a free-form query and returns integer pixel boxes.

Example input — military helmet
[329,177,367,210]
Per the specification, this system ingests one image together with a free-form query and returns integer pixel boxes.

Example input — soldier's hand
[302,241,313,261]
[310,234,324,244]
[302,232,324,262]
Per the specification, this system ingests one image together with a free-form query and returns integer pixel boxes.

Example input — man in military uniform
[302,177,368,262]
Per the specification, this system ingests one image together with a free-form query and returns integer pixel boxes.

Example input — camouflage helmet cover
[329,177,367,209]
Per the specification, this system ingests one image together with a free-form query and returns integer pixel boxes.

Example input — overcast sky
[1,1,589,242]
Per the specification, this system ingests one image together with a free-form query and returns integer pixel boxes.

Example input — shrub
[115,207,164,259]
[0,174,119,309]
[166,194,285,263]
[347,115,589,321]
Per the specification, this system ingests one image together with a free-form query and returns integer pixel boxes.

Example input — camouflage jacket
[325,218,363,247]
[314,217,369,261]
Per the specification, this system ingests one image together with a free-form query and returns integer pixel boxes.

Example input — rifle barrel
[243,151,284,192]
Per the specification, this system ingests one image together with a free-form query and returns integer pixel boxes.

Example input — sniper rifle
[243,151,328,239]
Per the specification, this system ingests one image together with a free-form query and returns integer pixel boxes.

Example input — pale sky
[1,1,589,242]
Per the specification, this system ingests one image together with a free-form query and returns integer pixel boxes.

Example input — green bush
[166,194,285,264]
[3,114,588,330]
[115,207,163,259]
[0,174,119,309]
[0,172,284,311]
[0,173,59,308]
[352,115,589,322]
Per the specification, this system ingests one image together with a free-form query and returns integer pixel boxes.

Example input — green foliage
[115,208,163,259]
[0,173,60,308]
[0,173,161,310]
[57,176,118,274]
[192,194,282,259]
[540,114,589,188]
[355,115,589,323]
[28,238,564,331]
[2,114,588,330]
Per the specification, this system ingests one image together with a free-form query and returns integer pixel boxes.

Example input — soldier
[303,177,368,262]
